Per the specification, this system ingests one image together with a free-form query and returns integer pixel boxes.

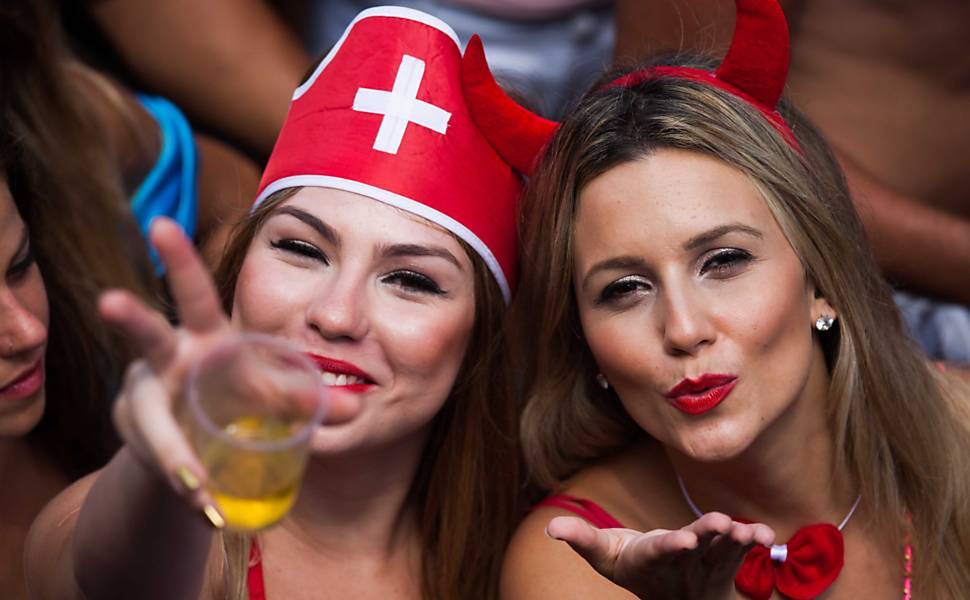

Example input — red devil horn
[715,0,791,111]
[461,35,558,175]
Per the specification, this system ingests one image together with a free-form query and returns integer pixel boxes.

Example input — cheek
[376,302,474,387]
[583,311,661,380]
[728,266,814,370]
[230,253,306,333]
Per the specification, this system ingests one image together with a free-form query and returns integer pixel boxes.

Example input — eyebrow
[683,223,763,251]
[377,243,464,270]
[272,206,340,247]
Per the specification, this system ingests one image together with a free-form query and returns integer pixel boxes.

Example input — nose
[658,282,715,357]
[0,286,48,358]
[306,271,369,342]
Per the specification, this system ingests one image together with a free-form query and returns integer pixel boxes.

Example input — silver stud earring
[596,373,609,389]
[815,314,836,331]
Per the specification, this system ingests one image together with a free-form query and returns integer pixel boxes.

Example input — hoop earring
[815,314,836,332]
[596,373,609,389]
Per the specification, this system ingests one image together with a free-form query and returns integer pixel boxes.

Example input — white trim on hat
[253,175,511,303]
[293,6,462,101]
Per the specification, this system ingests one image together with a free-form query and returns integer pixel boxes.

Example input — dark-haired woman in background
[0,4,159,595]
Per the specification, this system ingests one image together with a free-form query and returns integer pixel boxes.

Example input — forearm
[841,158,970,305]
[88,0,309,156]
[73,448,214,600]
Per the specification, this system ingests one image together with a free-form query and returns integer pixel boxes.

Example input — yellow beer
[202,416,309,531]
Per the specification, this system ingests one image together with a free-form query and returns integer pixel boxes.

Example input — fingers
[100,289,176,368]
[116,361,212,511]
[547,516,628,576]
[149,217,227,334]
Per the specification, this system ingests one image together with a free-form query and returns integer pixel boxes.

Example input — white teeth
[321,371,365,386]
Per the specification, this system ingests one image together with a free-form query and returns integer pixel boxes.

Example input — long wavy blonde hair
[514,56,970,597]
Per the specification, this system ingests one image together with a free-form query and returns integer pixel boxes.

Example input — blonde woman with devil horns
[499,0,970,598]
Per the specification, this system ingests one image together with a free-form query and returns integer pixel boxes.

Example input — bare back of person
[786,0,970,218]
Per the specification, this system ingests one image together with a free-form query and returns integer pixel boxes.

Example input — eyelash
[700,248,753,276]
[8,247,36,282]
[271,238,328,263]
[596,249,754,304]
[598,275,650,304]
[381,270,444,295]
[272,239,444,296]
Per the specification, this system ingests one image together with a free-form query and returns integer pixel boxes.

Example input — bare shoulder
[24,471,99,600]
[500,505,636,600]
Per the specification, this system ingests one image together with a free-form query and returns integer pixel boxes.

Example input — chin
[0,394,46,438]
[674,422,757,463]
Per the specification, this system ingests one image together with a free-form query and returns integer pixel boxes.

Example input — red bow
[735,523,844,600]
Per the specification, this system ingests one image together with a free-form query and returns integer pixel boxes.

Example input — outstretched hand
[99,218,361,512]
[547,512,774,600]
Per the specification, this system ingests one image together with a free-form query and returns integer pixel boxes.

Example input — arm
[501,506,771,600]
[86,0,310,157]
[24,455,216,600]
[501,508,638,599]
[614,0,802,63]
[70,63,261,268]
[838,154,970,305]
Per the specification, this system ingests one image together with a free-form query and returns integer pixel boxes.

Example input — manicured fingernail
[203,504,225,529]
[176,466,201,492]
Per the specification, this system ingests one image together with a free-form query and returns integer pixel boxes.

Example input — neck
[666,353,856,540]
[272,430,429,561]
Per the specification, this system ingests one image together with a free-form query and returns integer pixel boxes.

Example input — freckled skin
[231,188,477,455]
[0,180,49,438]
[573,149,833,462]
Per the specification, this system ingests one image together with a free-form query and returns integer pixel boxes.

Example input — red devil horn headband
[604,0,797,148]
[461,35,559,175]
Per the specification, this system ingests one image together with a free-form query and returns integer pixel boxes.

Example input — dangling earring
[815,314,836,331]
[595,373,609,389]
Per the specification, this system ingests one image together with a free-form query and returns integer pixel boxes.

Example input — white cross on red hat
[255,6,555,301]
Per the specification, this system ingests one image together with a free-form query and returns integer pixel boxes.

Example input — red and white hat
[255,6,556,302]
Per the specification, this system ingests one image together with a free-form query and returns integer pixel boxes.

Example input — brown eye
[598,275,651,304]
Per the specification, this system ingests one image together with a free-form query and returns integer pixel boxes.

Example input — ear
[810,289,837,325]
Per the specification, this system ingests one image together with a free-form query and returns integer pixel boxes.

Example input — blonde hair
[210,189,521,600]
[515,57,970,597]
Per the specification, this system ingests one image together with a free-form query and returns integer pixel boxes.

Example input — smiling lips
[665,374,738,416]
[305,354,375,394]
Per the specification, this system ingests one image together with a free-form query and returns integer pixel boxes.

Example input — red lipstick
[0,359,44,402]
[305,353,375,393]
[665,374,737,416]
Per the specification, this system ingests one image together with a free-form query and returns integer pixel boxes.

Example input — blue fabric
[894,291,970,364]
[131,94,198,272]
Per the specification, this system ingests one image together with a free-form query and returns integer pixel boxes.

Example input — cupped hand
[99,218,361,513]
[547,512,774,600]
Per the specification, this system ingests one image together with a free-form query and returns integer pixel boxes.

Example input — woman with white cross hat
[25,6,556,600]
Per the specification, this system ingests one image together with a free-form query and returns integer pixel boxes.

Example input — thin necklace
[676,473,863,599]
[676,473,862,534]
